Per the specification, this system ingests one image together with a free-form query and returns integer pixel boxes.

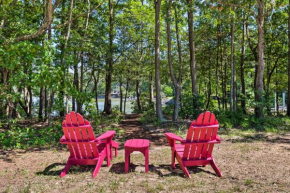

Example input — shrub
[0,124,63,149]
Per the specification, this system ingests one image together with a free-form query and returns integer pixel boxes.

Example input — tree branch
[4,0,104,44]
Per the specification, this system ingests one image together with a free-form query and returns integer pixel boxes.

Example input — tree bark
[216,25,221,110]
[59,0,74,116]
[47,91,54,126]
[230,15,237,112]
[124,80,129,114]
[77,55,84,113]
[174,3,182,121]
[187,0,198,97]
[120,82,123,112]
[206,49,212,110]
[287,0,290,116]
[136,79,141,111]
[39,87,45,121]
[93,69,100,113]
[255,0,265,118]
[166,0,181,121]
[155,0,163,120]
[149,73,154,104]
[241,12,246,114]
[104,0,114,115]
[223,41,228,110]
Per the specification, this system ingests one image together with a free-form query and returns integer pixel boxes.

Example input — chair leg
[171,151,176,169]
[106,144,111,167]
[176,156,190,178]
[93,156,105,178]
[210,159,222,177]
[110,145,113,160]
[112,141,119,158]
[60,162,72,178]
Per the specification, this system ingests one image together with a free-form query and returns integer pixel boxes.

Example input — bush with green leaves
[140,108,157,125]
[213,109,290,132]
[0,124,63,149]
[132,92,154,113]
[180,91,202,119]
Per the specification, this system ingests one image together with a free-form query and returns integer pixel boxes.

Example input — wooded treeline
[1,0,290,124]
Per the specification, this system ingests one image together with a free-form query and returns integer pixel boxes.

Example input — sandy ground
[0,115,289,193]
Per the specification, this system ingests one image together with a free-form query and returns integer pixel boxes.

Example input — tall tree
[255,0,265,118]
[59,0,74,116]
[287,0,290,116]
[230,10,237,112]
[155,0,163,120]
[166,0,182,121]
[104,0,114,115]
[187,0,198,109]
[240,10,246,114]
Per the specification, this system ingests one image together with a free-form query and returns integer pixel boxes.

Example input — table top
[124,139,149,148]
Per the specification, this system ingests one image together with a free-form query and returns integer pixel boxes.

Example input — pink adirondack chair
[165,111,222,178]
[60,111,119,178]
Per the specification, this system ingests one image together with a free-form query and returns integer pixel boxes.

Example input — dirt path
[116,114,167,147]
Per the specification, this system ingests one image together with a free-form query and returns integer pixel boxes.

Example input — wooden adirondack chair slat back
[62,112,99,159]
[183,111,219,160]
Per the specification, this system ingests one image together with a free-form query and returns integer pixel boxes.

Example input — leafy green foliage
[214,109,290,132]
[140,109,158,125]
[0,124,62,149]
[180,91,202,119]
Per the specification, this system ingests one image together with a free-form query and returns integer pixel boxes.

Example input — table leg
[145,148,149,173]
[110,144,113,160]
[125,150,129,173]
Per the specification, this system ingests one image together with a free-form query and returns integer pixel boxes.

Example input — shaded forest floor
[0,114,290,192]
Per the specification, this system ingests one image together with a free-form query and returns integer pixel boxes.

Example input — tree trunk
[223,42,228,110]
[149,73,154,104]
[47,91,54,126]
[266,56,280,115]
[174,3,182,121]
[230,15,237,112]
[136,79,141,111]
[287,0,290,116]
[166,0,182,121]
[276,91,279,115]
[124,80,129,113]
[44,26,52,121]
[220,34,224,109]
[206,50,212,110]
[44,87,48,119]
[255,0,265,118]
[104,0,114,115]
[216,25,220,110]
[77,55,84,113]
[59,0,74,117]
[187,0,198,108]
[39,87,45,121]
[119,82,123,112]
[155,0,163,120]
[93,69,100,113]
[241,12,246,114]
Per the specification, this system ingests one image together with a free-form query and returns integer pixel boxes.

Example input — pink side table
[124,139,149,173]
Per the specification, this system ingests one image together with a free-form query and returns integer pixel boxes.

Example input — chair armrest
[112,140,119,148]
[96,131,116,142]
[165,133,185,148]
[60,135,66,142]
[216,135,222,142]
[165,133,185,142]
